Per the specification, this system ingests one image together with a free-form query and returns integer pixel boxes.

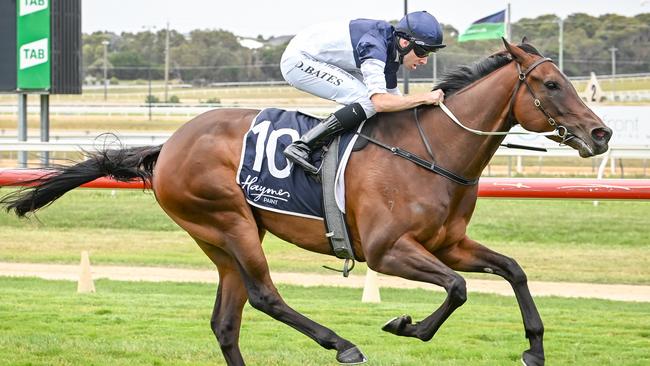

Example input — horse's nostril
[591,127,612,143]
[593,130,606,139]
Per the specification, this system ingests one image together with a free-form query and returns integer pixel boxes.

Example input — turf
[0,277,648,366]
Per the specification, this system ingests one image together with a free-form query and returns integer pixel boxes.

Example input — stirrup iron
[322,258,355,277]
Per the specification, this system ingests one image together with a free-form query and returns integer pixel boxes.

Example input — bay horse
[0,40,611,365]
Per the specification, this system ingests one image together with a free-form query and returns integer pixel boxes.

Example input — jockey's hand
[426,89,445,106]
[370,89,445,113]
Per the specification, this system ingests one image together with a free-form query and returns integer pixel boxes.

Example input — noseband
[508,57,571,143]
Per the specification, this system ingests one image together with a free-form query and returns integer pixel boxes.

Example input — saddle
[236,108,375,276]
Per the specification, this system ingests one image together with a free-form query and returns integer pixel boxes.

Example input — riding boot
[284,103,367,174]
[283,114,344,174]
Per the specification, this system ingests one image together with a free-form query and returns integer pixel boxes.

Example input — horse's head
[503,39,612,157]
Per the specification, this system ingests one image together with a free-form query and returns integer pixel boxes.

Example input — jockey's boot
[284,103,367,174]
[283,114,342,174]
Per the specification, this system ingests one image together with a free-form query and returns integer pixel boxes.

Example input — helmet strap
[395,36,414,64]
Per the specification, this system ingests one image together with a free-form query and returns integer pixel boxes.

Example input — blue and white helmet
[395,11,446,58]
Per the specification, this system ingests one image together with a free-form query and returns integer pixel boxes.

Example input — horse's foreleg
[195,241,248,366]
[367,236,467,341]
[437,237,545,366]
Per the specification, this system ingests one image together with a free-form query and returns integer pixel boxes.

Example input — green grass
[0,277,648,366]
[0,189,648,284]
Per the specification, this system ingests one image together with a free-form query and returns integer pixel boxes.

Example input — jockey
[280,10,446,174]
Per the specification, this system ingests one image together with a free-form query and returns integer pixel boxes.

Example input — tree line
[83,12,649,84]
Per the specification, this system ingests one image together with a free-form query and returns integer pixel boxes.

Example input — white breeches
[280,51,377,118]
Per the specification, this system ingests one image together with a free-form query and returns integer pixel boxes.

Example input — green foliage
[168,95,180,103]
[145,94,160,103]
[81,13,648,84]
[412,12,650,79]
[203,97,221,104]
[108,51,149,79]
[1,277,649,365]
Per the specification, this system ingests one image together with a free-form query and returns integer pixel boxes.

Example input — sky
[82,0,650,38]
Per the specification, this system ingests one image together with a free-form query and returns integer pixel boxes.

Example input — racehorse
[0,39,611,366]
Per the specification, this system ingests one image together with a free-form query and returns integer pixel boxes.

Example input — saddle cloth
[236,108,361,219]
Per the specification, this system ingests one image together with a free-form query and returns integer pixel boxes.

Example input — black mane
[434,43,543,95]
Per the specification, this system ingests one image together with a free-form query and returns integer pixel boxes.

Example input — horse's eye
[544,81,559,90]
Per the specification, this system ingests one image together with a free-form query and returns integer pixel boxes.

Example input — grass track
[0,277,648,366]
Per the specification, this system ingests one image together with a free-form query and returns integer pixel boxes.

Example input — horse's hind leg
[437,237,545,366]
[217,224,367,365]
[195,240,248,366]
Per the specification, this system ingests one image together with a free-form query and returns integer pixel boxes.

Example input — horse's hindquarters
[152,108,259,243]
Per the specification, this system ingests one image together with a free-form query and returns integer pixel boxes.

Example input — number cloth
[236,108,361,219]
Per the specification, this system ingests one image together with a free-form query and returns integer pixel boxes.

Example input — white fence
[1,105,648,176]
[1,136,648,179]
[0,103,336,118]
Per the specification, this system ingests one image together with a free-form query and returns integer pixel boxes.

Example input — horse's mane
[434,43,543,96]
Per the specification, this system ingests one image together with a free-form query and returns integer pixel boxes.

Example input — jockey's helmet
[395,11,446,59]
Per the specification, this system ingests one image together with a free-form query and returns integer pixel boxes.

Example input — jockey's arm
[370,89,444,113]
[361,58,444,113]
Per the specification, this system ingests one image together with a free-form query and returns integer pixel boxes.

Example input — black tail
[0,145,162,217]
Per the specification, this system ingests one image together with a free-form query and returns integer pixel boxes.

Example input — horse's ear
[521,36,529,44]
[501,37,529,64]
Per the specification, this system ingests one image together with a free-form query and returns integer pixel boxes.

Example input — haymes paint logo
[19,38,48,70]
[20,0,49,16]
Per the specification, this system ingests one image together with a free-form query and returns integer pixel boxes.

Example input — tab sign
[19,38,49,70]
[19,0,49,16]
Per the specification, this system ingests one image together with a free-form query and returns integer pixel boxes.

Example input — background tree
[82,12,649,83]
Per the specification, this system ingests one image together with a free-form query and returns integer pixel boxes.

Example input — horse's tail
[0,145,163,217]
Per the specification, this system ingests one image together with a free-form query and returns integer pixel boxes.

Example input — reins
[438,57,570,142]
[438,102,558,138]
[356,120,479,186]
[356,57,570,186]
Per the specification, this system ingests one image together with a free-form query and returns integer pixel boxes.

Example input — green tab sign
[17,0,50,91]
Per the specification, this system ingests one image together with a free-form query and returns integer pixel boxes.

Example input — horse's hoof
[336,346,368,365]
[521,350,545,366]
[381,314,412,335]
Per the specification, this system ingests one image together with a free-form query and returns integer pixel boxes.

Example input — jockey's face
[399,38,429,70]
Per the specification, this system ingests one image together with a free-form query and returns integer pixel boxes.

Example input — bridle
[508,57,571,143]
[438,57,572,144]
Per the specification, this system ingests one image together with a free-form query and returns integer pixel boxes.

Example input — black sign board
[0,0,17,93]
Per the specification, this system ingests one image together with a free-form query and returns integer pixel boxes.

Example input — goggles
[412,40,444,58]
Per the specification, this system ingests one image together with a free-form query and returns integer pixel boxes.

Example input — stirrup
[322,258,355,277]
[284,144,319,174]
[290,158,319,175]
